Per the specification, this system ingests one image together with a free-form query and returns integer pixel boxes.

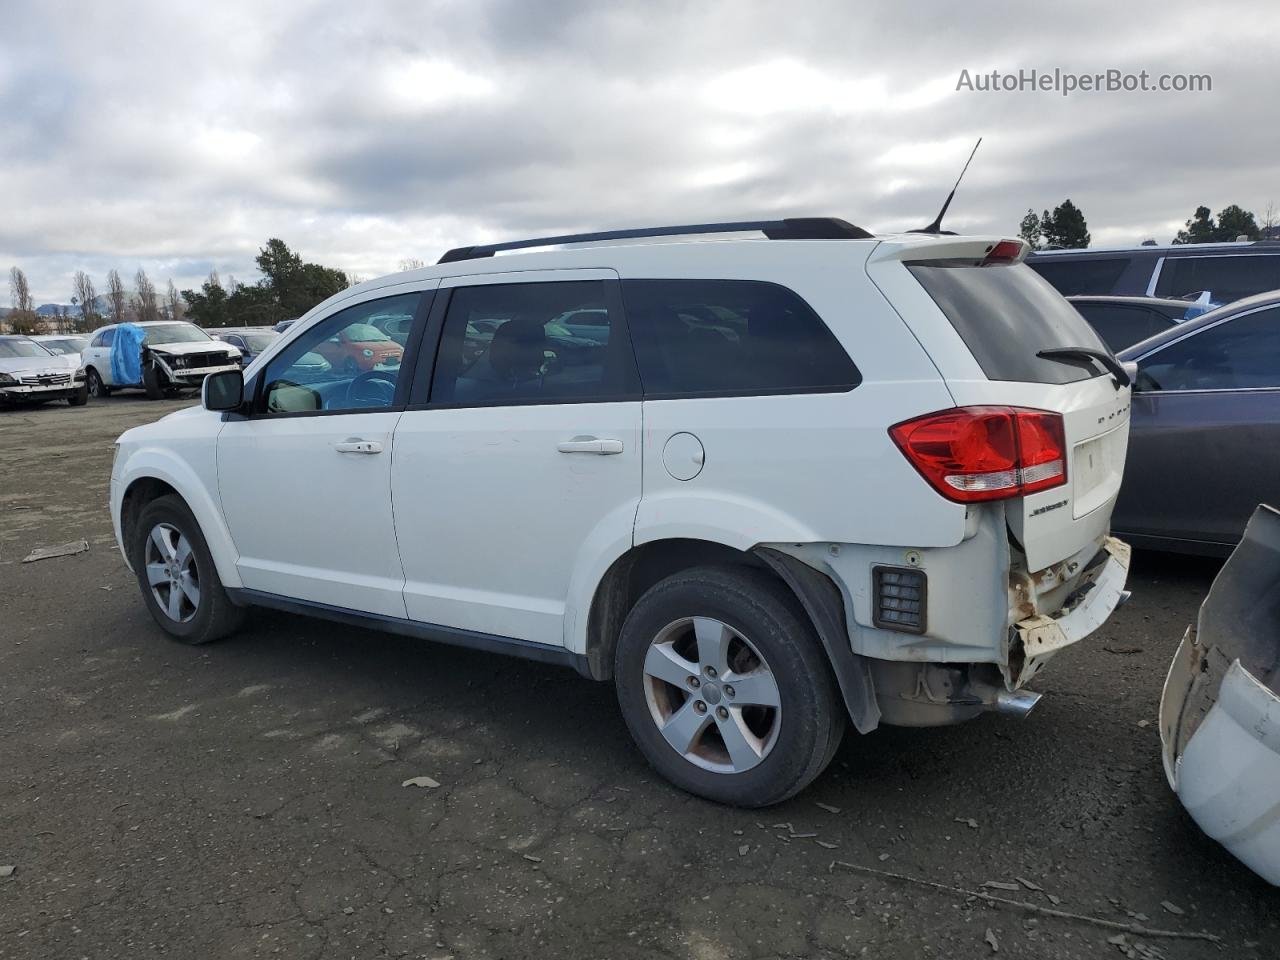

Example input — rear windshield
[908,261,1111,384]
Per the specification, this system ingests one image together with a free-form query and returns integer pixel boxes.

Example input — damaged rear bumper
[1159,504,1280,886]
[1008,536,1132,687]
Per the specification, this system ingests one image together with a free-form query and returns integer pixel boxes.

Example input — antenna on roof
[910,137,982,235]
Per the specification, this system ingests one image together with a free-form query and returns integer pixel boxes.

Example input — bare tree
[106,269,127,323]
[1264,201,1278,239]
[398,257,425,272]
[73,270,99,332]
[8,266,38,334]
[134,268,160,323]
[165,279,184,323]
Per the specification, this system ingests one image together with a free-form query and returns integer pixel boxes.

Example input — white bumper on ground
[1159,504,1280,886]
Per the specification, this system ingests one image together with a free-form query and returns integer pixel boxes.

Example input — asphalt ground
[2,396,1277,959]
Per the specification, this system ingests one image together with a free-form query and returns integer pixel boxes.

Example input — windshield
[40,337,89,355]
[909,261,1111,384]
[0,337,54,359]
[142,324,212,345]
[344,323,391,342]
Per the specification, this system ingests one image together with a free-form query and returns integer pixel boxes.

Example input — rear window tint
[908,262,1110,384]
[622,279,859,398]
[1073,303,1177,351]
[1154,255,1280,303]
[1027,257,1130,296]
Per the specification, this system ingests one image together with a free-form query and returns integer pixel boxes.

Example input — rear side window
[1137,306,1280,391]
[100,328,115,348]
[429,281,635,406]
[909,262,1110,384]
[1027,257,1130,296]
[622,279,859,398]
[1154,255,1280,303]
[1073,303,1177,351]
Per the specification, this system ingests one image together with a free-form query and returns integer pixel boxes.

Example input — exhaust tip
[1118,589,1133,608]
[993,689,1043,718]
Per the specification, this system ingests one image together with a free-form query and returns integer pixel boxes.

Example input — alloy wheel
[642,616,782,774]
[144,522,201,622]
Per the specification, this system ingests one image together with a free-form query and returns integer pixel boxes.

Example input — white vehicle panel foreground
[1160,504,1280,885]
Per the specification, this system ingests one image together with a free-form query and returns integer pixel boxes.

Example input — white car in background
[82,321,241,400]
[31,334,91,363]
[0,334,88,406]
[110,218,1134,806]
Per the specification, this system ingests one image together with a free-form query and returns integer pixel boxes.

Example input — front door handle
[557,437,624,455]
[333,438,383,454]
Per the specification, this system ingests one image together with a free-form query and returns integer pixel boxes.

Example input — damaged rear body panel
[765,499,1131,728]
[1159,503,1280,885]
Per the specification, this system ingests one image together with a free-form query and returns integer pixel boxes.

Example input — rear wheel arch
[583,538,880,734]
[584,539,768,681]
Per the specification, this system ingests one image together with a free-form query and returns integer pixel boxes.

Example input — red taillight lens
[890,406,1066,503]
[982,239,1024,265]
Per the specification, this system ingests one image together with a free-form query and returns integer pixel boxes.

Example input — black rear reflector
[872,566,927,634]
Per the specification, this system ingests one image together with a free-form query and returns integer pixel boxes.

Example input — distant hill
[36,303,76,317]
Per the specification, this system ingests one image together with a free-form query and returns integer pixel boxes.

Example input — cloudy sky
[3,0,1278,303]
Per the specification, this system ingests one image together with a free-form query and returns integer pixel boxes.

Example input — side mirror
[1122,361,1139,387]
[203,369,244,412]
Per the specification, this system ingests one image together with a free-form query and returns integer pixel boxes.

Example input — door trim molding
[225,587,593,676]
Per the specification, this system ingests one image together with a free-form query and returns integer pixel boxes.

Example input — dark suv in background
[1027,241,1280,303]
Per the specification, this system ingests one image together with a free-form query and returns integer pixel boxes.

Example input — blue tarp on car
[110,323,146,385]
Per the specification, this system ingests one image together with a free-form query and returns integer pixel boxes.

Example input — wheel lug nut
[705,666,718,679]
[693,701,707,714]
[688,676,700,688]
[724,685,735,698]
[716,706,728,720]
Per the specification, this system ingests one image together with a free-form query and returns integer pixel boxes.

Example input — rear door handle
[557,437,624,455]
[333,438,383,454]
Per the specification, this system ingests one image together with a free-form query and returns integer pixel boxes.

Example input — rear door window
[1027,257,1130,296]
[429,281,636,406]
[908,261,1110,384]
[1154,255,1280,303]
[621,279,859,398]
[1137,306,1280,391]
[1073,303,1177,351]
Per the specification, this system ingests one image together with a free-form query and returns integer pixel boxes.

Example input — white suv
[110,219,1132,806]
[83,321,241,399]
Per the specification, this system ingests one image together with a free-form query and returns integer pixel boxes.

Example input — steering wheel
[345,370,397,407]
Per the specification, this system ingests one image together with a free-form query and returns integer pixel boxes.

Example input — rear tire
[68,384,89,406]
[143,363,166,400]
[129,494,244,644]
[614,565,844,807]
[86,368,111,398]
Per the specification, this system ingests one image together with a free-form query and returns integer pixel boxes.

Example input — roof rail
[437,217,873,264]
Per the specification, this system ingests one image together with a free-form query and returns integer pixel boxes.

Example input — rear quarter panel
[621,242,968,550]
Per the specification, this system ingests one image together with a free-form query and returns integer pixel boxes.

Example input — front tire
[143,363,166,400]
[129,494,244,644]
[86,368,111,398]
[614,565,844,807]
[68,384,89,406]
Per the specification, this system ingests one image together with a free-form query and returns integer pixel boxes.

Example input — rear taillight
[889,406,1066,503]
[982,239,1024,265]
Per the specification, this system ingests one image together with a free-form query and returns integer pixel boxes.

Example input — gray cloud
[3,0,1278,302]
